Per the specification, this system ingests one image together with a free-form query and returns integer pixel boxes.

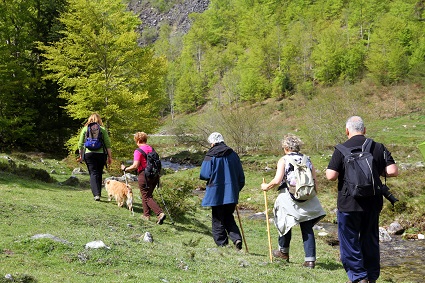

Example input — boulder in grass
[85,240,110,249]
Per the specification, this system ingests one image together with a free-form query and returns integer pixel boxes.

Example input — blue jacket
[200,142,245,207]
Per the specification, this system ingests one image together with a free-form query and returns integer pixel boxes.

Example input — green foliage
[0,0,73,153]
[366,14,411,85]
[159,171,200,218]
[155,0,425,113]
[39,0,166,156]
[0,159,55,183]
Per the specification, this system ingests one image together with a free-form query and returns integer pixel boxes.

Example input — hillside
[128,0,209,45]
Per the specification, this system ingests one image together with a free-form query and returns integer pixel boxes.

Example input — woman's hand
[261,182,269,191]
[120,164,126,171]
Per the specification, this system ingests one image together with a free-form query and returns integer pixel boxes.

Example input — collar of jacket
[206,142,234,157]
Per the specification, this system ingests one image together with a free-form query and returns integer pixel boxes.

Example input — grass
[1,85,425,282]
[0,149,422,283]
[0,169,349,283]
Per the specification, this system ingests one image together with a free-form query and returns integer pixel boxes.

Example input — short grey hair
[346,116,365,133]
[282,133,303,152]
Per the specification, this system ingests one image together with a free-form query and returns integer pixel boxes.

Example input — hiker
[326,116,399,283]
[261,133,326,268]
[200,132,245,250]
[78,113,112,201]
[121,132,166,224]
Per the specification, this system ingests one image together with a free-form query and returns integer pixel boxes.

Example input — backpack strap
[362,138,372,152]
[136,147,147,158]
[136,147,147,174]
[336,138,373,157]
[335,143,351,157]
[285,154,308,166]
[284,155,297,167]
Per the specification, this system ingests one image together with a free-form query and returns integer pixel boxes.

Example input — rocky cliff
[128,0,210,45]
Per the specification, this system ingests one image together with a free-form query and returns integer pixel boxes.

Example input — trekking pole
[156,179,175,225]
[122,163,134,216]
[263,178,273,263]
[236,205,249,253]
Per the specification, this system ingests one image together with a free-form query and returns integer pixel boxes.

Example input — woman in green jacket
[78,113,112,201]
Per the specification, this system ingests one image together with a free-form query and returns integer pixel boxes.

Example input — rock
[379,227,392,242]
[60,176,80,186]
[387,221,405,235]
[403,233,425,240]
[72,167,87,175]
[31,233,72,244]
[85,240,110,249]
[143,232,153,243]
[128,0,210,45]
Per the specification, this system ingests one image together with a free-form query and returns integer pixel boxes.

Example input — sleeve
[384,146,396,166]
[134,148,143,161]
[101,127,112,149]
[78,127,87,151]
[200,156,212,181]
[236,155,245,191]
[327,148,344,172]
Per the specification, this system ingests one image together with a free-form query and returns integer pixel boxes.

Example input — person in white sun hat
[200,132,245,250]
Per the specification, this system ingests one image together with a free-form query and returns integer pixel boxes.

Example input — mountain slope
[128,0,209,45]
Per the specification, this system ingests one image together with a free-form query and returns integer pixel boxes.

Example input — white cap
[208,132,224,144]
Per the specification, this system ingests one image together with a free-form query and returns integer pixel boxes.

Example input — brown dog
[105,180,134,215]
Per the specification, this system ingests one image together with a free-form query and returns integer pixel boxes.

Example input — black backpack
[84,122,104,151]
[136,147,162,178]
[335,138,377,198]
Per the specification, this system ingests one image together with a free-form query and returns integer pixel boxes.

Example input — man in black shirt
[326,116,399,283]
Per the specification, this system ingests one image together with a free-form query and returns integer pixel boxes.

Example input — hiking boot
[94,196,100,201]
[272,250,289,262]
[235,240,242,250]
[156,212,166,225]
[141,215,150,221]
[303,261,315,269]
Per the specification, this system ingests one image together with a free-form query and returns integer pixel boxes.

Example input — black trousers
[211,203,242,246]
[84,152,106,197]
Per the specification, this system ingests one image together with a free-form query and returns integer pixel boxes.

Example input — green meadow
[1,110,424,283]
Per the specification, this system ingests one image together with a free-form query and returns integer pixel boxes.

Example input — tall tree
[0,0,70,152]
[40,0,166,155]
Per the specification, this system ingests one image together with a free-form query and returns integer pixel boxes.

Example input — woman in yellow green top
[77,113,113,201]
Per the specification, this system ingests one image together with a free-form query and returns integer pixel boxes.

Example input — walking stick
[263,178,273,263]
[122,163,134,216]
[156,179,175,225]
[236,205,249,253]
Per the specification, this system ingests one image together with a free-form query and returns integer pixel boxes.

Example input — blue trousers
[278,218,317,261]
[211,204,242,246]
[338,210,380,282]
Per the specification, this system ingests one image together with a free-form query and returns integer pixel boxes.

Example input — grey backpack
[285,155,316,201]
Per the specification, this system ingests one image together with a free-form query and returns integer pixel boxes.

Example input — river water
[380,235,425,282]
[246,213,425,282]
[316,222,425,282]
[174,158,425,282]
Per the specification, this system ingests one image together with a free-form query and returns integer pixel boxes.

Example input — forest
[1,0,424,155]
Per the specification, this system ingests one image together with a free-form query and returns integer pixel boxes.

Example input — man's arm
[326,169,339,181]
[384,163,399,177]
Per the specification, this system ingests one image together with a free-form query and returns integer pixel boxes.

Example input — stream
[169,160,425,282]
[318,222,425,282]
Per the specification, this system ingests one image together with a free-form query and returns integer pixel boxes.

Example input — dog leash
[122,168,134,216]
